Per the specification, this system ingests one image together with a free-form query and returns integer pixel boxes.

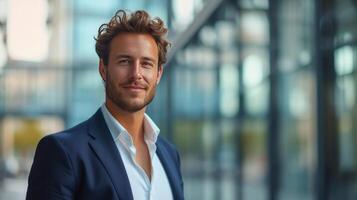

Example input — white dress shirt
[101,104,173,200]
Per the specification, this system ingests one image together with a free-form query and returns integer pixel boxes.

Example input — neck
[105,99,146,144]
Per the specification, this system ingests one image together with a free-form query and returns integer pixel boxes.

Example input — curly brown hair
[95,10,170,67]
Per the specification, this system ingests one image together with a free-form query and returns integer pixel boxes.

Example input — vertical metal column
[214,43,223,200]
[315,0,338,199]
[235,1,244,199]
[236,25,244,200]
[268,0,280,199]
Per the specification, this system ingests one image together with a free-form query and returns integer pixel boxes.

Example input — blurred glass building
[0,0,356,199]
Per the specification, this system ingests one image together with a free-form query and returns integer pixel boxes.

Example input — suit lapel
[87,109,133,200]
[156,140,183,200]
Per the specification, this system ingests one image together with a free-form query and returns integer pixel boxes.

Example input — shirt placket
[121,132,154,199]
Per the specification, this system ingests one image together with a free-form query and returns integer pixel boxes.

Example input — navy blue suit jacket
[26,109,184,200]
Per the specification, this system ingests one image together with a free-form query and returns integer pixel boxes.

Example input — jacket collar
[156,139,184,200]
[87,109,134,200]
[87,108,183,200]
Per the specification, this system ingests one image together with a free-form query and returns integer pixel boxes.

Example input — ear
[156,65,164,85]
[99,59,107,82]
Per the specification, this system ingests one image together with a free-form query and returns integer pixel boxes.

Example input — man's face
[99,33,163,112]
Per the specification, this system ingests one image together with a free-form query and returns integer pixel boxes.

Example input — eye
[118,59,130,65]
[142,62,153,68]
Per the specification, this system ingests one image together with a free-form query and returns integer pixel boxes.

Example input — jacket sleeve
[26,135,76,200]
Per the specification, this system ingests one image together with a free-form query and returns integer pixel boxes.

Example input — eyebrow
[114,54,131,60]
[114,54,156,63]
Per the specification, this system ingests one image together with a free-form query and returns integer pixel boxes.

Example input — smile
[123,86,146,91]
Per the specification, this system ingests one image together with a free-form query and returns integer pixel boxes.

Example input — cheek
[143,70,158,80]
[109,69,127,82]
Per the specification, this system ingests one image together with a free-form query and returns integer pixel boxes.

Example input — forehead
[109,33,159,60]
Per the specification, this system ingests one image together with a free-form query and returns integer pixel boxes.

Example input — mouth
[123,85,146,92]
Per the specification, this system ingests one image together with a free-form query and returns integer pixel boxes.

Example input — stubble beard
[105,73,157,113]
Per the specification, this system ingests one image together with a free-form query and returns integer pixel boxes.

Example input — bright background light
[7,0,49,62]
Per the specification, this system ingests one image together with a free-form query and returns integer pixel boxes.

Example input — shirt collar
[143,112,160,143]
[100,104,160,146]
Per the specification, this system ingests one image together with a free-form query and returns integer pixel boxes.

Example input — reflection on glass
[298,50,311,66]
[124,0,146,9]
[240,0,269,9]
[199,26,217,47]
[75,0,119,13]
[335,0,357,45]
[173,0,195,27]
[220,64,239,117]
[70,69,104,126]
[338,116,355,171]
[334,46,355,76]
[4,69,66,112]
[0,0,6,21]
[289,87,309,117]
[245,82,268,115]
[75,17,107,62]
[334,1,357,198]
[7,0,49,61]
[183,47,217,68]
[0,31,6,69]
[215,21,237,48]
[4,70,27,111]
[336,76,356,171]
[147,0,168,24]
[196,70,217,115]
[241,11,269,45]
[279,72,315,200]
[220,48,238,64]
[243,54,265,87]
[336,77,355,112]
[220,120,239,200]
[173,119,207,199]
[241,119,267,200]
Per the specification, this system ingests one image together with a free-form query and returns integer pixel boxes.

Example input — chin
[122,99,147,111]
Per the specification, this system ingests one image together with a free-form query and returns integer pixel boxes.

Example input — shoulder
[37,118,91,154]
[50,120,88,140]
[32,119,93,179]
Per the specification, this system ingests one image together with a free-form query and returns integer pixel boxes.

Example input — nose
[130,60,143,80]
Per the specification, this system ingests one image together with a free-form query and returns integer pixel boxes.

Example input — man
[26,10,184,200]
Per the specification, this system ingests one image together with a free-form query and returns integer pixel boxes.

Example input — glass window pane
[241,11,269,45]
[334,46,355,76]
[74,17,106,62]
[279,70,316,200]
[75,0,119,13]
[241,119,267,200]
[335,75,356,171]
[245,82,269,115]
[242,48,269,88]
[220,64,239,117]
[70,68,103,126]
[0,30,6,69]
[240,0,269,9]
[335,0,357,45]
[4,68,66,113]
